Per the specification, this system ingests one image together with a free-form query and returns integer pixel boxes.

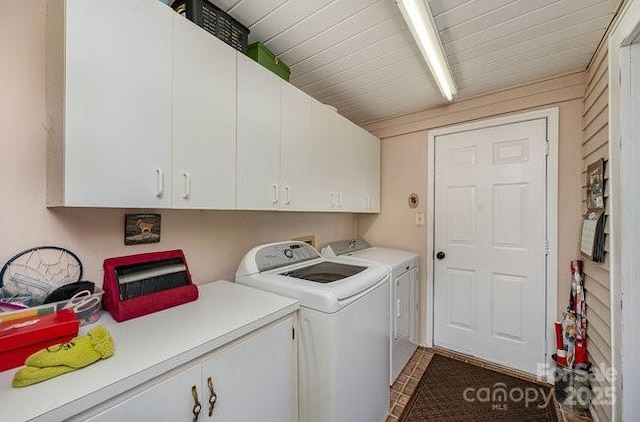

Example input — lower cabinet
[79,316,296,422]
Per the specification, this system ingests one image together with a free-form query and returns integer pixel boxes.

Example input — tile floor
[388,347,434,420]
[387,347,594,422]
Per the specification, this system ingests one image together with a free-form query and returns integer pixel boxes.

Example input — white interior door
[433,118,547,375]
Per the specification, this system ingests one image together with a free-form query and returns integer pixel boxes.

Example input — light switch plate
[415,211,425,227]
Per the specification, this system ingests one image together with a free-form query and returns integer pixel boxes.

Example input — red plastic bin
[0,309,79,372]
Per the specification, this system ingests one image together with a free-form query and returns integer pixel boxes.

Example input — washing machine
[322,238,419,384]
[235,241,390,422]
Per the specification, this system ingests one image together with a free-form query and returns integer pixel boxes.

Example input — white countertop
[0,280,299,421]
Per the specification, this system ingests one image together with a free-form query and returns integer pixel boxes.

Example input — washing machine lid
[347,248,418,268]
[235,241,388,312]
[322,239,417,269]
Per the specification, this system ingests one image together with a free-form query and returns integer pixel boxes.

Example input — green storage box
[247,42,291,81]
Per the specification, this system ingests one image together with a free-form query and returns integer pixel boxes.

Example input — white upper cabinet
[311,100,338,212]
[311,101,381,213]
[280,83,314,211]
[47,0,380,213]
[48,0,173,208]
[172,15,236,209]
[236,54,281,210]
[365,132,381,212]
[351,125,381,213]
[333,113,359,211]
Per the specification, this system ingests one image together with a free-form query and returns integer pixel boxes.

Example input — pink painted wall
[0,2,356,287]
[359,77,585,345]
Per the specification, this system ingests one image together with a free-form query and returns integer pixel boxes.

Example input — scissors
[63,290,100,312]
[62,290,101,323]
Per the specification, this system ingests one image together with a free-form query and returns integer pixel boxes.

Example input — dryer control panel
[256,242,320,272]
[323,238,371,256]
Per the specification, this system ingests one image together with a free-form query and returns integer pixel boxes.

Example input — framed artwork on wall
[586,159,605,211]
[124,214,161,245]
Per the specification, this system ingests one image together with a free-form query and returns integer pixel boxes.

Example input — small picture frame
[124,214,161,245]
[586,159,605,211]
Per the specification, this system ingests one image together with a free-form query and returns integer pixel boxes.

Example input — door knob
[436,251,446,260]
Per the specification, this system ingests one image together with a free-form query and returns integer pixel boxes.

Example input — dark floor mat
[399,354,558,422]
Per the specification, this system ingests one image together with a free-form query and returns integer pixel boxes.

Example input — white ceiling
[214,0,620,125]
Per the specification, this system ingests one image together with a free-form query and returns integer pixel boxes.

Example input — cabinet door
[236,54,281,210]
[333,114,359,212]
[365,132,381,213]
[311,101,337,211]
[201,317,296,422]
[64,0,172,207]
[84,366,202,421]
[172,15,236,209]
[280,83,313,210]
[343,125,380,213]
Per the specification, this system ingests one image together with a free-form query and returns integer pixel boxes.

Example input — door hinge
[292,326,295,340]
[620,134,623,151]
[545,240,549,256]
[620,297,623,312]
[545,141,550,156]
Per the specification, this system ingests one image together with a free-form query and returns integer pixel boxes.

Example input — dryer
[236,241,390,422]
[322,238,419,384]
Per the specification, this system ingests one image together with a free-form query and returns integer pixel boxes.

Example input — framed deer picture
[124,214,161,245]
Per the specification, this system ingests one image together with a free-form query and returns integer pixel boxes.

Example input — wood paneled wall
[582,41,612,422]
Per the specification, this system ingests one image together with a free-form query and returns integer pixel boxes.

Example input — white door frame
[609,1,640,420]
[425,108,559,374]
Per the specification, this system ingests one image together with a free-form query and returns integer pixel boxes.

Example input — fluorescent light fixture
[397,0,457,101]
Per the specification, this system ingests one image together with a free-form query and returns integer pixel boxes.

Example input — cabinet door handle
[337,192,343,207]
[207,377,218,417]
[370,197,374,209]
[155,169,164,198]
[191,385,202,422]
[364,196,370,209]
[183,172,191,199]
[271,184,279,204]
[284,186,291,205]
[330,192,336,207]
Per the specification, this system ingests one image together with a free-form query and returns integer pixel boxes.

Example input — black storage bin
[172,0,249,53]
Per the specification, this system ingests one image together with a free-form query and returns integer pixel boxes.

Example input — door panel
[172,15,236,209]
[236,54,281,210]
[446,186,477,245]
[492,183,528,248]
[491,273,526,342]
[201,318,295,422]
[65,0,172,207]
[434,118,547,375]
[85,366,201,421]
[446,267,476,331]
[311,101,337,211]
[280,83,313,210]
